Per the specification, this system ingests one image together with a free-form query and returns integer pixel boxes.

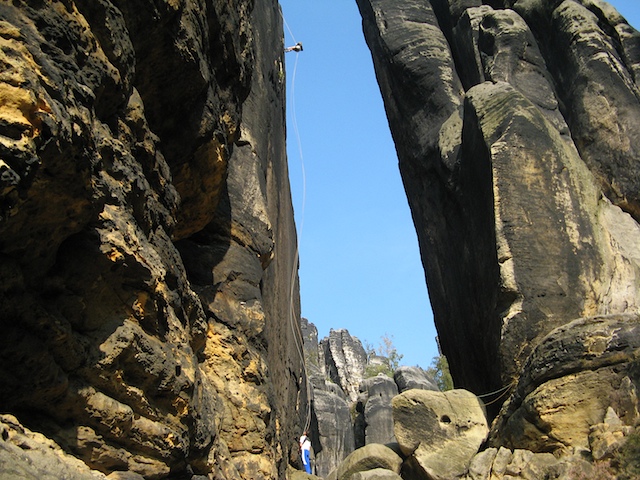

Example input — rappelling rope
[282,12,297,46]
[280,5,312,434]
[476,380,516,399]
[477,380,517,406]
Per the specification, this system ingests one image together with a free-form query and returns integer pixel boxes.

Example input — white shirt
[299,435,311,452]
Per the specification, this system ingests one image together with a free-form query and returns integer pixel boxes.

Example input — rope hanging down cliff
[280,7,312,434]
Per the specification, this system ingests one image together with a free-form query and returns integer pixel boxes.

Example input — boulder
[465,447,497,480]
[463,446,604,480]
[336,444,402,480]
[351,468,402,480]
[393,389,488,479]
[488,314,640,453]
[393,366,438,393]
[287,465,323,480]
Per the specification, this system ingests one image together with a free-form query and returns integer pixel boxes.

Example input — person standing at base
[299,431,312,474]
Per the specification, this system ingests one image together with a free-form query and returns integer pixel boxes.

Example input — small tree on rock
[427,354,454,391]
[364,334,404,378]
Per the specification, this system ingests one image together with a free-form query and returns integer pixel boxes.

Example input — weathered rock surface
[393,366,438,393]
[0,1,306,478]
[463,446,578,480]
[352,468,403,480]
[0,415,108,480]
[336,443,403,480]
[488,314,640,453]
[321,329,369,403]
[313,389,356,479]
[355,375,398,447]
[393,389,488,479]
[356,0,640,463]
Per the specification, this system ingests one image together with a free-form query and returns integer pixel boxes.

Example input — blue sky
[278,1,640,369]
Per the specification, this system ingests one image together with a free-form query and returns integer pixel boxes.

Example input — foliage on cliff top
[364,334,403,378]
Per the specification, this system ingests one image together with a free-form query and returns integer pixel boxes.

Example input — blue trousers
[302,449,311,474]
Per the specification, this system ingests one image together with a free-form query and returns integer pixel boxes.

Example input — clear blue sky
[279,1,640,370]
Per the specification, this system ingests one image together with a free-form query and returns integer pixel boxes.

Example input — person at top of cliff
[285,42,303,53]
[299,431,312,474]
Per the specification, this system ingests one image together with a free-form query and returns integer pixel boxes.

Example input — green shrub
[364,363,393,378]
[426,354,454,391]
[363,334,403,378]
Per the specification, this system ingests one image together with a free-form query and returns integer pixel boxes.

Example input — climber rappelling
[285,42,303,53]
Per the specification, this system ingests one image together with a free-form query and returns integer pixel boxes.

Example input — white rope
[280,5,312,434]
[283,14,297,45]
[476,381,516,399]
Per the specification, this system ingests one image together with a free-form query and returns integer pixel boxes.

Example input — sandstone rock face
[488,314,640,453]
[0,415,107,480]
[393,389,488,479]
[321,329,369,402]
[355,375,398,447]
[352,468,403,480]
[356,0,640,457]
[336,443,403,480]
[0,1,305,478]
[394,366,439,393]
[313,389,356,479]
[463,446,574,480]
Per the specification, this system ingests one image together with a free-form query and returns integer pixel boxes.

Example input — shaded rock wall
[356,0,640,453]
[355,375,398,447]
[0,1,306,478]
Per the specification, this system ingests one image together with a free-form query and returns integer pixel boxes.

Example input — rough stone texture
[287,465,323,480]
[321,329,368,403]
[589,407,634,460]
[336,443,403,480]
[0,1,306,478]
[0,415,107,480]
[538,0,640,220]
[302,317,329,393]
[356,0,640,459]
[312,389,356,479]
[488,314,640,453]
[393,366,438,393]
[299,320,355,478]
[351,468,403,480]
[461,445,605,480]
[393,389,489,479]
[355,375,398,447]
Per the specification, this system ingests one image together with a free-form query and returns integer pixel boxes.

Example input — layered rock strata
[356,0,640,456]
[0,1,306,478]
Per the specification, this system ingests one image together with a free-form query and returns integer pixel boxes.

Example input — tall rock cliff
[0,1,306,478]
[357,0,640,455]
